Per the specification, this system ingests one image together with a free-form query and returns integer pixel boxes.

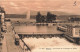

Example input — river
[14,25,62,34]
[14,25,80,52]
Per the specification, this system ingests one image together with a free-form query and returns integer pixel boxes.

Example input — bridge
[36,23,74,25]
[12,22,75,26]
[17,32,64,39]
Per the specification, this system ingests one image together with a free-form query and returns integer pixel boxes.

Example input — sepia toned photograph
[0,0,80,52]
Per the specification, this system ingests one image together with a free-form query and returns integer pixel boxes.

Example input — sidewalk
[0,44,2,52]
[2,34,7,52]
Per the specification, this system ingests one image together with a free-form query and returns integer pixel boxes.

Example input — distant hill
[30,11,75,16]
[30,11,80,20]
[56,15,80,20]
[30,15,80,20]
[5,14,26,18]
[5,11,80,21]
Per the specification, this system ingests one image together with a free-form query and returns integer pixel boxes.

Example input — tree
[47,12,56,23]
[51,14,56,20]
[36,12,41,23]
[41,16,45,22]
[46,12,51,22]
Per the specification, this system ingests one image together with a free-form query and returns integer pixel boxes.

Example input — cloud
[10,2,18,7]
[0,0,80,14]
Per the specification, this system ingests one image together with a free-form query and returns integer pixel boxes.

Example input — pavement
[1,22,23,52]
[0,46,2,52]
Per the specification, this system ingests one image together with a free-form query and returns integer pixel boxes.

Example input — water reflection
[14,25,62,34]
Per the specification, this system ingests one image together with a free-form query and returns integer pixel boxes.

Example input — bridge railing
[17,32,63,35]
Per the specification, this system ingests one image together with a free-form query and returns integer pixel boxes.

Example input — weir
[17,32,64,39]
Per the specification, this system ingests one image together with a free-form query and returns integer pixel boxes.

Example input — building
[0,6,5,45]
[64,24,80,44]
[0,6,5,32]
[0,6,5,25]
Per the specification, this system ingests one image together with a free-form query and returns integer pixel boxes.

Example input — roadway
[2,22,23,52]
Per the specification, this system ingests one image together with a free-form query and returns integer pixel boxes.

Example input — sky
[0,0,80,14]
